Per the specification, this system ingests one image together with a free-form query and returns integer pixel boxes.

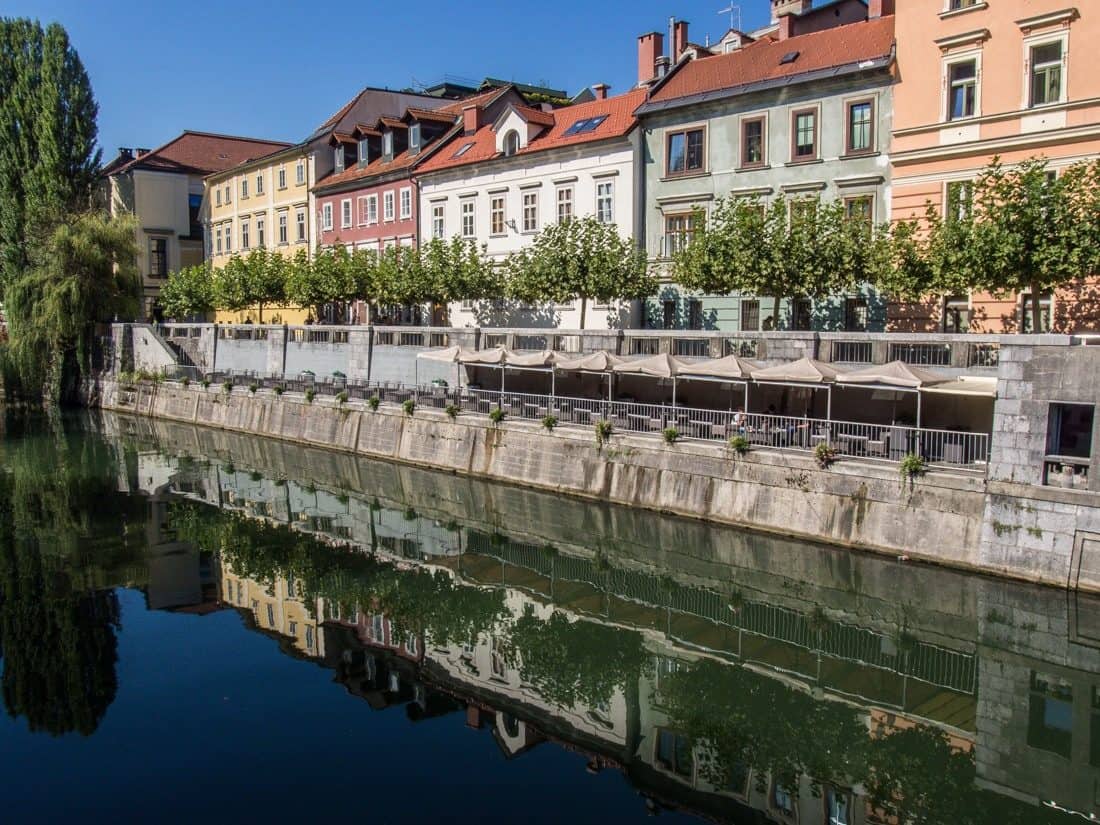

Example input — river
[0,409,1095,823]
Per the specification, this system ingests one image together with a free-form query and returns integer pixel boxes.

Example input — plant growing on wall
[222,380,233,394]
[899,453,927,483]
[402,399,415,416]
[248,382,258,394]
[594,418,613,447]
[728,435,749,456]
[368,396,380,411]
[305,388,316,404]
[662,426,680,444]
[506,216,655,329]
[273,385,284,395]
[814,442,837,469]
[489,406,505,425]
[201,378,210,389]
[336,390,348,404]
[541,414,557,432]
[181,376,190,387]
[445,403,459,419]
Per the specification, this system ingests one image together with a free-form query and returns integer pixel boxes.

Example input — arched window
[503,130,520,157]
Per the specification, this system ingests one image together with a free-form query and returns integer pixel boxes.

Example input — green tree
[3,213,139,401]
[414,237,501,325]
[159,263,216,320]
[215,249,287,323]
[0,19,100,294]
[507,216,654,329]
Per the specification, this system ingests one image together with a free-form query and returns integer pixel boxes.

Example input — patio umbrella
[678,354,760,410]
[836,360,952,427]
[555,351,624,403]
[613,353,693,406]
[752,356,847,419]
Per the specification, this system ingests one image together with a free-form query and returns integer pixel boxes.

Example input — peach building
[889,1,1099,333]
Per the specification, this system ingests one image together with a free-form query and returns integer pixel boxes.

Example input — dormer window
[358,138,369,166]
[383,131,394,160]
[503,130,520,157]
[409,123,421,155]
[334,146,344,173]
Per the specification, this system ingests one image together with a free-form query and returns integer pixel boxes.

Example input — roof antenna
[718,3,742,31]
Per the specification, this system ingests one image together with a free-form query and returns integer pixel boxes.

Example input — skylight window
[562,115,608,137]
[779,51,800,65]
[453,142,475,158]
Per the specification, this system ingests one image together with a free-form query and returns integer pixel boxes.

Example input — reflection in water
[3,410,1100,823]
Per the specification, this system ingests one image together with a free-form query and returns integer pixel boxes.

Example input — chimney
[135,148,150,157]
[462,105,480,136]
[868,0,894,18]
[779,14,794,39]
[592,83,610,100]
[771,0,811,23]
[637,32,664,85]
[118,147,133,161]
[655,55,671,79]
[673,20,689,60]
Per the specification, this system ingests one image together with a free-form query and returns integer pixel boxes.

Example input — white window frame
[295,161,305,185]
[399,186,412,220]
[522,191,539,233]
[215,225,222,254]
[255,173,264,195]
[1023,31,1069,109]
[296,209,306,242]
[321,202,333,231]
[256,215,265,248]
[432,203,445,239]
[241,218,250,250]
[215,188,222,207]
[241,178,249,199]
[490,194,506,236]
[224,221,232,252]
[367,194,378,224]
[277,211,288,245]
[556,185,574,223]
[461,198,476,238]
[596,180,614,224]
[383,131,394,158]
[277,167,287,189]
[357,196,369,226]
[341,198,352,229]
[334,146,344,172]
[942,49,983,122]
[224,184,231,204]
[383,191,395,222]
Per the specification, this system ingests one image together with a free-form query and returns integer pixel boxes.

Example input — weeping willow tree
[2,213,139,403]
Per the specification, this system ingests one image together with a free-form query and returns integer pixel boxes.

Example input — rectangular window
[1028,671,1074,758]
[792,109,817,160]
[655,729,693,778]
[241,219,250,250]
[358,138,369,165]
[556,186,573,222]
[1020,291,1052,333]
[384,191,395,221]
[741,299,760,332]
[845,296,868,332]
[846,100,874,154]
[596,181,614,224]
[277,167,286,189]
[334,146,344,173]
[215,226,222,254]
[1047,404,1094,460]
[490,195,505,235]
[826,788,852,825]
[664,213,697,256]
[295,161,305,185]
[149,237,168,278]
[666,128,705,176]
[296,209,306,241]
[1030,42,1063,107]
[278,212,288,245]
[321,203,333,231]
[741,117,765,167]
[432,203,445,239]
[383,131,394,158]
[522,191,538,232]
[461,199,476,238]
[943,295,970,333]
[948,60,977,120]
[946,181,973,222]
[844,195,874,225]
[341,199,352,228]
[358,197,368,225]
[687,299,703,331]
[409,123,421,153]
[399,187,412,220]
[949,0,979,8]
[255,173,263,195]
[256,216,265,248]
[792,298,812,331]
[224,223,232,252]
[215,188,222,207]
[224,184,231,204]
[241,178,249,199]
[367,194,378,224]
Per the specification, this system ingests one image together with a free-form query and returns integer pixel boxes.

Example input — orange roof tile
[510,103,555,128]
[105,131,292,177]
[416,88,646,176]
[645,17,894,107]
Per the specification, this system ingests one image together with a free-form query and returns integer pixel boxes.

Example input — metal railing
[154,372,991,469]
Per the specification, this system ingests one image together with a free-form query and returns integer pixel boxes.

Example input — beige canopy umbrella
[460,346,509,365]
[836,360,953,427]
[751,356,847,418]
[415,344,471,386]
[680,354,760,380]
[612,354,697,406]
[505,350,557,367]
[554,351,624,372]
[921,376,998,398]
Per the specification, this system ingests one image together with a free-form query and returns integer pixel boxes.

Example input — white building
[416,87,646,330]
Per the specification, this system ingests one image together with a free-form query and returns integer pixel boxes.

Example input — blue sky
[7,0,777,160]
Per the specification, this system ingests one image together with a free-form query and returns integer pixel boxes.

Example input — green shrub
[594,418,613,446]
[662,426,680,444]
[899,453,927,480]
[489,406,505,424]
[445,404,459,419]
[814,442,838,469]
[181,376,190,387]
[248,382,258,394]
[728,435,750,456]
[223,380,233,394]
[305,389,316,404]
[541,414,558,431]
[402,399,415,416]
[201,378,211,389]
[274,385,284,396]
[368,396,380,411]
[336,390,348,404]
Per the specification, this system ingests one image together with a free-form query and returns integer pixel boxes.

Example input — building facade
[100,131,290,318]
[889,0,1100,334]
[633,2,896,333]
[416,86,646,330]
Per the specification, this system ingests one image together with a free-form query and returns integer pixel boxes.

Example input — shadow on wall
[470,302,561,329]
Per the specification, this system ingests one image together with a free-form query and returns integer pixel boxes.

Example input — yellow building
[221,564,325,658]
[206,145,315,324]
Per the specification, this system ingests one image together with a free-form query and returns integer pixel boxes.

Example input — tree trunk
[1030,283,1043,334]
[772,296,781,331]
[257,303,264,324]
[580,296,587,331]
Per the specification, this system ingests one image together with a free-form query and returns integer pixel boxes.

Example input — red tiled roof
[416,88,647,175]
[378,116,407,129]
[510,103,555,127]
[436,87,510,117]
[105,131,291,177]
[647,17,894,105]
[404,107,458,124]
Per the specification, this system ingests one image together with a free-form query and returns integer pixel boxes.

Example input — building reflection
[113,414,1100,823]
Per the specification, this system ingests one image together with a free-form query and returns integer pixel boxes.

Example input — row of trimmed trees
[674,157,1100,332]
[161,216,655,328]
